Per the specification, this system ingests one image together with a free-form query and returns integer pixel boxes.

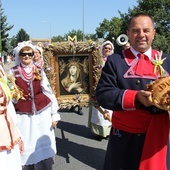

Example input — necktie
[135,53,152,76]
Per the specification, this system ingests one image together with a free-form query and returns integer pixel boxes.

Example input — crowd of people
[0,12,169,170]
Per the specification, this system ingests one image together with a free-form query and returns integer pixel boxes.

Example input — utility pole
[82,0,85,42]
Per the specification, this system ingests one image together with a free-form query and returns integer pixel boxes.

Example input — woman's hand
[18,140,24,154]
[68,82,83,92]
[52,121,58,129]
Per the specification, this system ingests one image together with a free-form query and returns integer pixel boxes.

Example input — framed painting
[43,41,103,109]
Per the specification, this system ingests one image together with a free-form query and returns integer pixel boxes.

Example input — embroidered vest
[11,66,51,114]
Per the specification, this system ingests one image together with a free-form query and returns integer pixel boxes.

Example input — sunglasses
[19,52,34,57]
[104,47,112,50]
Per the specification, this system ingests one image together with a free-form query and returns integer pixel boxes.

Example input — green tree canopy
[0,1,13,54]
[15,28,30,44]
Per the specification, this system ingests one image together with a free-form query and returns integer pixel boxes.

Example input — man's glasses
[19,52,34,57]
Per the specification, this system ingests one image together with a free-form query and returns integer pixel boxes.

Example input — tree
[9,36,17,50]
[95,18,111,39]
[95,17,125,51]
[15,28,30,44]
[52,35,66,42]
[64,29,84,41]
[0,1,13,54]
[85,33,98,41]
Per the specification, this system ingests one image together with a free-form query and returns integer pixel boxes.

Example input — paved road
[4,62,108,170]
[53,108,108,170]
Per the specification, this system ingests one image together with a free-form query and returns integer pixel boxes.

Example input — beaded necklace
[21,64,35,80]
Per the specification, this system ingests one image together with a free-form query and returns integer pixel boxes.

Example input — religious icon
[59,56,89,95]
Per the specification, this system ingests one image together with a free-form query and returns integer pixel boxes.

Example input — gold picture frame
[43,41,103,109]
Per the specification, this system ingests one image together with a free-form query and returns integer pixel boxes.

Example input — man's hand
[103,110,112,122]
[135,90,153,107]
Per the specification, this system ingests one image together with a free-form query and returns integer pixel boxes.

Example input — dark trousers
[103,128,145,170]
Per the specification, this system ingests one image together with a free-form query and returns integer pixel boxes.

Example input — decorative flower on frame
[152,51,166,77]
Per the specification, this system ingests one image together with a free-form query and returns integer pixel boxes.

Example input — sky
[2,0,138,39]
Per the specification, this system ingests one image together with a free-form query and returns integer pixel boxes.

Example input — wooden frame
[43,41,103,109]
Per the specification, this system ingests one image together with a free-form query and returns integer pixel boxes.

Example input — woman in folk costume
[33,45,44,69]
[0,64,23,170]
[89,40,114,140]
[10,41,61,170]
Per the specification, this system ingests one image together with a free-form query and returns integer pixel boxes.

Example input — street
[4,62,108,170]
[53,108,108,170]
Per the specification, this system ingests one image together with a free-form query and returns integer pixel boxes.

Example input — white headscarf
[13,41,35,65]
[34,45,43,55]
[101,40,114,55]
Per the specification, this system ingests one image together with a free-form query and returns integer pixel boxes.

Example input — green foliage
[64,29,84,41]
[52,35,65,42]
[15,28,30,44]
[0,1,13,53]
[9,36,17,49]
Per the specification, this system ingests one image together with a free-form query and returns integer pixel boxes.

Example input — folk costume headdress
[13,41,35,66]
[101,40,114,56]
[34,45,44,68]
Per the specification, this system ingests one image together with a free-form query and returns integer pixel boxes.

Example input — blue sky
[2,0,138,39]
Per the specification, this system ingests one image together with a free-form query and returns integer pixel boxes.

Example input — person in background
[123,42,131,50]
[89,40,114,141]
[10,41,61,170]
[6,54,12,65]
[96,13,170,170]
[33,45,44,68]
[0,64,23,170]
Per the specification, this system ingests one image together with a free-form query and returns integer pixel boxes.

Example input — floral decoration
[152,51,166,77]
[34,66,41,80]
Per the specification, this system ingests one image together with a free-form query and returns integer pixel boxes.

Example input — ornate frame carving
[43,41,103,109]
